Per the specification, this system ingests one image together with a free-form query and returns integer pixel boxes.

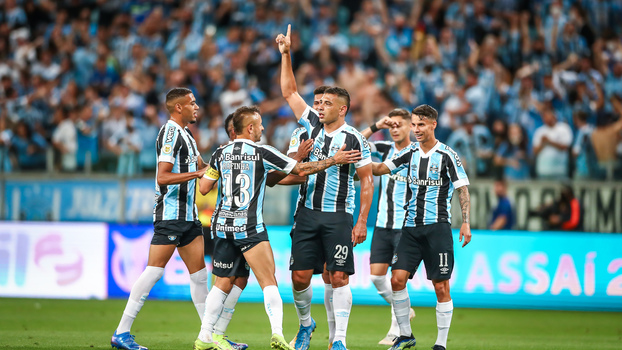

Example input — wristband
[370,123,379,133]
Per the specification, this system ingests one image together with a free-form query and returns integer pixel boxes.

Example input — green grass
[0,298,620,349]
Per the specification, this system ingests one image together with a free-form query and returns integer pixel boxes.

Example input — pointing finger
[287,24,291,37]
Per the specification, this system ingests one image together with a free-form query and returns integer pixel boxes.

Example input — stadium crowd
[0,0,621,179]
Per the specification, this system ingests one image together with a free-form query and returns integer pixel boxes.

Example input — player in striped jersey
[278,26,374,350]
[372,105,472,350]
[360,108,416,345]
[112,88,209,350]
[194,106,362,350]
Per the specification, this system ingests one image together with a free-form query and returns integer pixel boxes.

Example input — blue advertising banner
[3,179,155,223]
[106,224,622,311]
[4,180,121,221]
[107,224,200,300]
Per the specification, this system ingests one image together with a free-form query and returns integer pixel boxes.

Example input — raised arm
[352,164,373,246]
[360,116,396,139]
[276,24,308,119]
[456,185,472,247]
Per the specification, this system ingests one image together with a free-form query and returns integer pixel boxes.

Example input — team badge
[392,254,398,264]
[430,163,439,175]
[290,138,297,147]
[163,145,172,154]
[168,235,176,241]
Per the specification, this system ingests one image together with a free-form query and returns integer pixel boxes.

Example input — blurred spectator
[137,104,160,172]
[533,109,573,179]
[530,185,582,231]
[494,123,530,180]
[572,111,599,179]
[219,76,251,117]
[0,115,13,172]
[446,113,493,177]
[108,111,142,177]
[10,120,47,170]
[489,178,514,230]
[51,107,78,172]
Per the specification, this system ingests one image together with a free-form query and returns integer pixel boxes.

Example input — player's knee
[329,271,349,288]
[321,271,330,284]
[391,274,407,291]
[234,276,249,290]
[291,271,312,290]
[433,280,450,300]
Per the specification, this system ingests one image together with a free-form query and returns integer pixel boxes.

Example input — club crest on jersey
[330,145,341,154]
[430,163,440,175]
[162,144,172,154]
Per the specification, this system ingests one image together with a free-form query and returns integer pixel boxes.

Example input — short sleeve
[287,127,308,155]
[370,141,392,159]
[261,145,297,174]
[158,125,181,164]
[443,145,470,188]
[298,106,320,135]
[347,130,372,168]
[384,146,412,173]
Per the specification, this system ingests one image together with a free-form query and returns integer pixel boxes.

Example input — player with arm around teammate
[371,105,472,350]
[111,87,209,350]
[193,106,362,350]
[278,25,374,350]
[360,108,416,345]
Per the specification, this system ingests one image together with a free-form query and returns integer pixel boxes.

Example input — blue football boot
[293,318,316,350]
[111,331,148,350]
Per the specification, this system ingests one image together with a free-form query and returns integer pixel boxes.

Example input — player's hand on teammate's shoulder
[332,144,361,165]
[275,24,292,54]
[295,138,314,161]
[459,222,472,248]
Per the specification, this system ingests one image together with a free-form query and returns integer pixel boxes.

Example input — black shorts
[290,226,324,274]
[152,220,203,247]
[370,227,402,265]
[392,223,454,281]
[211,231,269,278]
[290,207,354,275]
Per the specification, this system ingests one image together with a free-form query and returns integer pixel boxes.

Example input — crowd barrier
[1,222,620,311]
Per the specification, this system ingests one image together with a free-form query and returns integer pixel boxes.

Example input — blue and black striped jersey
[287,127,310,219]
[384,141,469,227]
[154,120,200,222]
[370,141,408,230]
[208,139,297,239]
[298,106,372,215]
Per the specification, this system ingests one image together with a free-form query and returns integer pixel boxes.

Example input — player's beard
[189,120,196,124]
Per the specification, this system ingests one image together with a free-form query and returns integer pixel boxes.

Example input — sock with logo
[189,267,208,320]
[263,285,284,336]
[214,285,243,335]
[435,300,453,348]
[332,284,352,347]
[293,285,313,327]
[324,284,335,344]
[392,288,412,337]
[198,287,228,343]
[116,266,164,334]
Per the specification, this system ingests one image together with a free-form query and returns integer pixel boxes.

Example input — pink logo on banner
[34,234,84,286]
[110,230,152,293]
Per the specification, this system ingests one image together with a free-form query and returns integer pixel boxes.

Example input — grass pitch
[0,298,620,349]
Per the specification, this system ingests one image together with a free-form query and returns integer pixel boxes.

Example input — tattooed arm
[456,185,472,247]
[290,144,362,176]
